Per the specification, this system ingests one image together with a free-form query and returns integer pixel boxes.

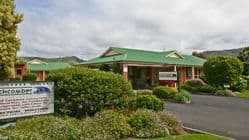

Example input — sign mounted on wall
[159,72,177,81]
[0,82,54,120]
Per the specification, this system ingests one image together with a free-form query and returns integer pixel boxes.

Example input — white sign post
[159,72,177,81]
[0,82,54,120]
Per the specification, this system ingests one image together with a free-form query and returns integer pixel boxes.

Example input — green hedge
[153,86,177,99]
[22,73,37,81]
[46,67,133,117]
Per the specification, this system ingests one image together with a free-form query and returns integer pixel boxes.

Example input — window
[16,69,22,76]
[186,67,192,78]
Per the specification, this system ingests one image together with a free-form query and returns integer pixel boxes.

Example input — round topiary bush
[204,56,243,88]
[153,86,177,99]
[136,95,165,111]
[46,67,133,117]
[22,73,37,81]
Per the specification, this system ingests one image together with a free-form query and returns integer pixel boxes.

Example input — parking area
[167,94,249,140]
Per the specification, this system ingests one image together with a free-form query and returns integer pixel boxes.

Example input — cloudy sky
[15,0,249,60]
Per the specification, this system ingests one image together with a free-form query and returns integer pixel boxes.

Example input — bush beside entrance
[46,67,132,117]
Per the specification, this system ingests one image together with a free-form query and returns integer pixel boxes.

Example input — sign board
[123,66,128,73]
[159,72,177,81]
[224,84,230,88]
[0,82,54,120]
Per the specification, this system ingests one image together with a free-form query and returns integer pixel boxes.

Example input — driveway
[167,94,249,140]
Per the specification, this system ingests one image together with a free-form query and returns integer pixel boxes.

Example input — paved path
[167,94,249,140]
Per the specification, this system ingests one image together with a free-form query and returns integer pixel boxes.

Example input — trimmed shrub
[128,109,170,138]
[0,115,81,139]
[204,56,243,88]
[22,73,37,81]
[9,77,21,81]
[214,90,236,97]
[46,67,133,117]
[136,95,165,111]
[174,91,192,104]
[81,110,131,140]
[153,86,177,99]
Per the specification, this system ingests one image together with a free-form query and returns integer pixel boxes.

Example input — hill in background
[20,56,84,65]
[198,47,246,58]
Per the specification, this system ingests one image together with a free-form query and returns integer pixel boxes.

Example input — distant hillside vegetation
[199,47,245,58]
[20,56,84,65]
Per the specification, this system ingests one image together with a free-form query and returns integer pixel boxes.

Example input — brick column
[122,64,128,81]
[174,65,177,88]
[192,67,195,79]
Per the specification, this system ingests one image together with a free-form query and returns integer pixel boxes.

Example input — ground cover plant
[237,90,249,98]
[174,90,192,104]
[0,109,186,140]
[0,115,81,140]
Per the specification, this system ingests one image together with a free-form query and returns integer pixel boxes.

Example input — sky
[15,0,249,60]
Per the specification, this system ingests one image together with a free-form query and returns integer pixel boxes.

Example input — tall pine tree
[0,0,23,80]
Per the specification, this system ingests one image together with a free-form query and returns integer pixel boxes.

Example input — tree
[99,64,110,72]
[203,56,243,88]
[192,51,208,59]
[0,0,23,80]
[112,62,121,74]
[238,47,249,75]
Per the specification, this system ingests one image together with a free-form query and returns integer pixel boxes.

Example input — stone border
[183,126,235,140]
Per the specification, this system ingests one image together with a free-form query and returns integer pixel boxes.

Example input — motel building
[14,59,71,81]
[81,47,206,89]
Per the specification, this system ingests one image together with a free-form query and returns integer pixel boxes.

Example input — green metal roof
[27,62,71,71]
[81,47,206,66]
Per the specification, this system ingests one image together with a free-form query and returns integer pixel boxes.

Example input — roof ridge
[111,47,165,53]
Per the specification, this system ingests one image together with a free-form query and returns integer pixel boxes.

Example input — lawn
[237,90,249,98]
[131,134,227,140]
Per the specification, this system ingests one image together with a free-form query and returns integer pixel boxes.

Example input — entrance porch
[121,64,203,89]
